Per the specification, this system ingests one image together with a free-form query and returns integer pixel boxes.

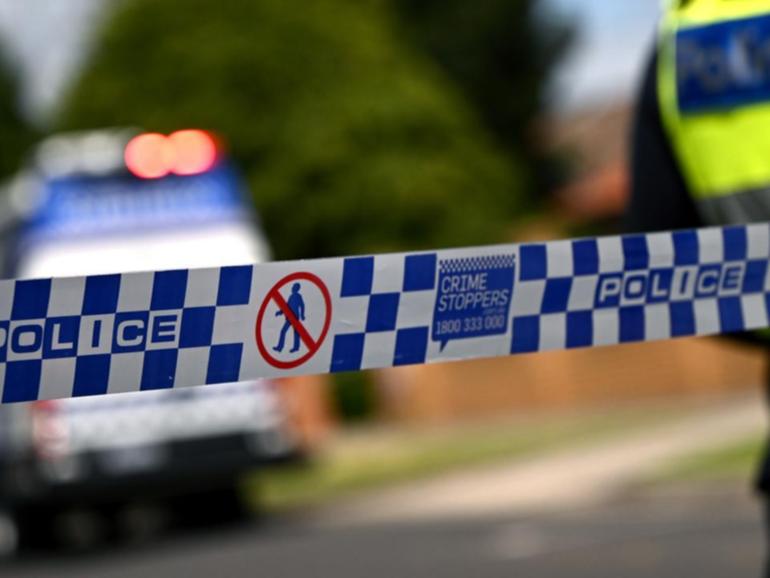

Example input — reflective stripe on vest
[658,0,770,223]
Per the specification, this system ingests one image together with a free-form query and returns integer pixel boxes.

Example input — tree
[393,0,573,197]
[57,0,523,260]
[0,46,33,179]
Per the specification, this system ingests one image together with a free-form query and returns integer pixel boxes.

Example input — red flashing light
[124,133,174,179]
[168,130,218,176]
[124,129,219,179]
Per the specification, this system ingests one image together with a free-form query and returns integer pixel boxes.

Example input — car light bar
[124,129,219,179]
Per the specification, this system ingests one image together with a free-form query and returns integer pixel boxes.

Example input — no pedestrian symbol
[255,272,332,369]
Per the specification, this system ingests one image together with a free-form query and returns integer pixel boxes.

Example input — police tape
[0,222,767,403]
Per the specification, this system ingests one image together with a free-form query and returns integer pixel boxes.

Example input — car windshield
[14,145,269,279]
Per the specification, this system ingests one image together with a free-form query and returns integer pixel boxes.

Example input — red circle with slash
[255,272,332,369]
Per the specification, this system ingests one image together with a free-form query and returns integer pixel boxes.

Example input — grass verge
[246,402,701,512]
[650,435,765,484]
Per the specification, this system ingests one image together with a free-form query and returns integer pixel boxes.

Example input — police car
[0,129,298,545]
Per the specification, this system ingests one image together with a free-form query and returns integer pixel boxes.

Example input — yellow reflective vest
[659,0,770,223]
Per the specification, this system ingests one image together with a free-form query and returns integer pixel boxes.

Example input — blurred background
[0,0,765,576]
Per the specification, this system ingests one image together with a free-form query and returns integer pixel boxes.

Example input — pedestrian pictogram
[273,282,306,353]
[255,272,332,369]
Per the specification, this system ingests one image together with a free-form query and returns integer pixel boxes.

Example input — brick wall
[376,338,766,424]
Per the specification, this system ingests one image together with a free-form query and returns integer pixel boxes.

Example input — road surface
[0,485,763,578]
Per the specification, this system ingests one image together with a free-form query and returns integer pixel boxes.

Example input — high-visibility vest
[658,0,770,224]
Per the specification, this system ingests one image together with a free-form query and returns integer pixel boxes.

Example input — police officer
[627,0,770,570]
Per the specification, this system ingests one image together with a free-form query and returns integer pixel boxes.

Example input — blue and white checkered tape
[0,222,768,403]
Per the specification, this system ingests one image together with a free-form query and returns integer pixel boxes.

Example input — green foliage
[57,0,523,260]
[330,371,378,422]
[394,0,573,195]
[0,47,34,179]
